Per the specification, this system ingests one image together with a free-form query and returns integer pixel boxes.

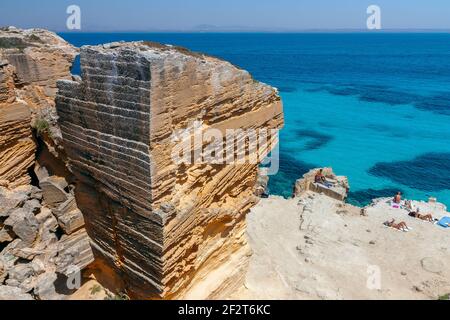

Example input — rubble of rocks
[0,178,94,300]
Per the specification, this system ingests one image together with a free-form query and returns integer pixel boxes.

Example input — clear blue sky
[1,0,450,32]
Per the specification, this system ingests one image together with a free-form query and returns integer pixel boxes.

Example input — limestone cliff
[56,41,283,298]
[0,28,94,300]
[0,60,35,188]
[0,27,78,187]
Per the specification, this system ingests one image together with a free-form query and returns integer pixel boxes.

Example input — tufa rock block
[56,41,283,298]
[294,167,350,201]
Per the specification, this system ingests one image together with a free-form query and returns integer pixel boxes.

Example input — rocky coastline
[0,27,448,300]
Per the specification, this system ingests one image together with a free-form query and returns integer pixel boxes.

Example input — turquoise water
[59,33,450,207]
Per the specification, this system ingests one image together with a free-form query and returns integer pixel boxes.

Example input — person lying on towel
[405,200,414,212]
[408,208,434,222]
[384,219,409,232]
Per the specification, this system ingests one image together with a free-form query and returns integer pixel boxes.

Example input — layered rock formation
[0,27,78,188]
[0,27,95,300]
[0,27,77,109]
[0,60,35,188]
[56,41,283,298]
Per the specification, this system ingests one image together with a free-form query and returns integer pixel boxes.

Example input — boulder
[0,260,6,284]
[7,263,37,291]
[0,227,14,243]
[39,176,69,208]
[4,208,39,244]
[294,167,350,201]
[254,169,270,198]
[55,229,94,275]
[57,209,84,235]
[0,285,33,300]
[36,207,58,234]
[52,196,78,218]
[8,264,34,283]
[0,186,28,217]
[0,239,21,270]
[34,271,62,300]
[23,199,41,214]
[29,186,43,201]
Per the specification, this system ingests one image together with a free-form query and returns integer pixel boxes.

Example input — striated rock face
[56,41,283,298]
[0,61,35,188]
[0,27,95,300]
[0,27,78,188]
[0,27,78,105]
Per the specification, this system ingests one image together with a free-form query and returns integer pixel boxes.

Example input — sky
[1,0,450,32]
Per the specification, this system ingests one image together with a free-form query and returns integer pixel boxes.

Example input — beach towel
[437,217,450,228]
[391,203,401,209]
[314,182,333,189]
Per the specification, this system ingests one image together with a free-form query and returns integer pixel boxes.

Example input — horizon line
[55,28,450,34]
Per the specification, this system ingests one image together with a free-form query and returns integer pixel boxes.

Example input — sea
[59,32,450,208]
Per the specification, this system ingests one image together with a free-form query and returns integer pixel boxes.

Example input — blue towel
[437,217,450,228]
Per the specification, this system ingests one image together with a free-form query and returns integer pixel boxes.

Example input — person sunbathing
[314,169,325,183]
[384,219,409,231]
[405,200,414,212]
[314,169,333,188]
[408,208,434,222]
[393,192,402,204]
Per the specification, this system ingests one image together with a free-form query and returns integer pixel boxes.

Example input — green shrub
[32,118,50,137]
[0,37,27,50]
[26,34,43,43]
[89,284,103,295]
[105,292,130,300]
[438,293,450,300]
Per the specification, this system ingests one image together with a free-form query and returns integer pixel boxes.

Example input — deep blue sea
[59,33,450,207]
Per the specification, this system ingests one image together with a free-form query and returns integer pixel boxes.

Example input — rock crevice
[0,27,78,188]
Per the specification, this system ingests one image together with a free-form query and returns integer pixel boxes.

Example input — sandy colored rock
[55,229,94,275]
[33,271,62,300]
[231,193,450,300]
[57,209,85,235]
[56,41,283,298]
[0,100,35,188]
[0,182,94,299]
[0,62,15,103]
[0,228,14,243]
[4,208,39,245]
[294,167,350,201]
[39,176,69,208]
[0,186,29,217]
[0,27,78,104]
[0,27,77,188]
[0,260,6,283]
